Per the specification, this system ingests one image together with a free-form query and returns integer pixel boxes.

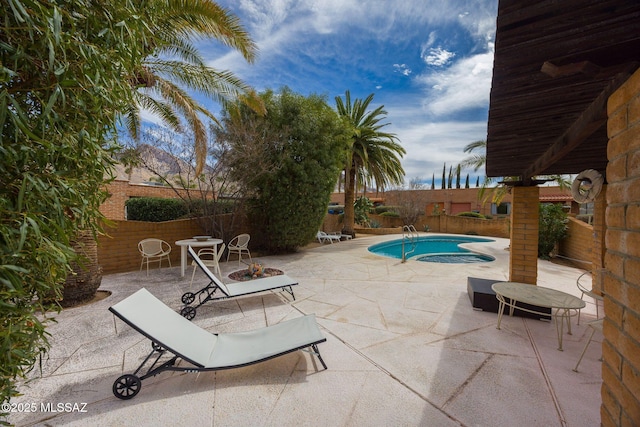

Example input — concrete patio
[7,234,602,426]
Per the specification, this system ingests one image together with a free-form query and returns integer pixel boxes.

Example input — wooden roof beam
[541,61,601,78]
[521,65,637,183]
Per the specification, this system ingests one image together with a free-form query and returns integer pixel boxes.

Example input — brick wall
[602,67,640,426]
[327,213,510,238]
[330,186,573,217]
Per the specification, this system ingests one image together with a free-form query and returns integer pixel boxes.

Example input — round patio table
[175,238,223,277]
[492,282,585,351]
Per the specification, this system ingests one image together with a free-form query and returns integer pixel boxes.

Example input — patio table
[175,238,223,277]
[492,281,585,351]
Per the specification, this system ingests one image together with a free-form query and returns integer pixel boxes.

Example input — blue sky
[156,0,499,186]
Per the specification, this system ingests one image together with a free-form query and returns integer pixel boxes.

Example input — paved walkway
[7,234,602,426]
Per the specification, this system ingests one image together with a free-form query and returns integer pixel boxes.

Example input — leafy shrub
[374,205,398,215]
[223,88,347,252]
[457,212,486,219]
[538,203,569,259]
[126,197,188,222]
[379,211,400,217]
[1,0,153,406]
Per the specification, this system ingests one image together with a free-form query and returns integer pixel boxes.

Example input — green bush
[539,203,569,259]
[1,0,152,406]
[457,211,486,219]
[222,88,348,252]
[126,197,188,222]
[379,211,400,217]
[374,205,398,215]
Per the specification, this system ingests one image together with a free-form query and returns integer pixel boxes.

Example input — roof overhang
[486,0,640,185]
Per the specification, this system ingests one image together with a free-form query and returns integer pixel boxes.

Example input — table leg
[213,244,221,276]
[496,295,505,329]
[180,245,188,277]
[508,299,516,317]
[554,308,568,351]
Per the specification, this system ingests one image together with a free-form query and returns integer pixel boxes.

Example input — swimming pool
[367,235,495,263]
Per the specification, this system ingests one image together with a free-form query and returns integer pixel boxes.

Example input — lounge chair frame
[181,246,297,320]
[110,288,327,400]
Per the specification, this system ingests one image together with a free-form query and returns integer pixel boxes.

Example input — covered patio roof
[486,0,640,184]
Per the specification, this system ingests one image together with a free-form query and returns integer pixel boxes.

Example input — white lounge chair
[317,231,341,244]
[181,246,298,320]
[109,288,327,400]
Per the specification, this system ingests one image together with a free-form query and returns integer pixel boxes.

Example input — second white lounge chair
[110,288,327,400]
[181,246,298,319]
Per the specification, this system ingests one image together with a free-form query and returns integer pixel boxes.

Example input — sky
[172,0,499,187]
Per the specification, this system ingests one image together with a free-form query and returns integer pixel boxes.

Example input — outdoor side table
[492,282,586,351]
[175,238,223,277]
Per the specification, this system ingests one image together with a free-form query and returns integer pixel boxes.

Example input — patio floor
[7,234,602,426]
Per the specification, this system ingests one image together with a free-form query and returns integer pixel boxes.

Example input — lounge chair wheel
[180,306,196,320]
[181,292,195,305]
[113,374,142,400]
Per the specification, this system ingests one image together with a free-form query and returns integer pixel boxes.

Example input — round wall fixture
[571,169,604,203]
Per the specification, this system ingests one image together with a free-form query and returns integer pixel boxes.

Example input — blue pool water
[368,235,495,263]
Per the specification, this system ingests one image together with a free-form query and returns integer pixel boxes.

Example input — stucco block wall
[97,218,204,274]
[509,186,539,284]
[602,67,640,426]
[559,216,594,267]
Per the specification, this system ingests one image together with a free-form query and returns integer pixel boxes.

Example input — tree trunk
[342,166,356,237]
[61,231,102,307]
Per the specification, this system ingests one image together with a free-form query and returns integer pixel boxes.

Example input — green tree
[1,0,154,405]
[124,0,265,175]
[220,88,348,252]
[335,91,405,236]
[538,203,569,259]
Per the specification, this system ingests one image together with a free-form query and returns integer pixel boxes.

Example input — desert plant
[354,196,374,226]
[538,203,569,259]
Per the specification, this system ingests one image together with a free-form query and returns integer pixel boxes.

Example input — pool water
[367,235,495,263]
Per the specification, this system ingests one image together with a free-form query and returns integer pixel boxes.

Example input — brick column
[509,185,539,284]
[602,68,640,426]
[592,185,607,294]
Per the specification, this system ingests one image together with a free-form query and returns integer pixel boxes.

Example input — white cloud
[393,120,488,180]
[393,64,412,76]
[422,47,456,67]
[198,0,499,183]
[417,46,494,116]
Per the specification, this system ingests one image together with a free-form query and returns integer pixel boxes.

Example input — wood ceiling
[485,0,640,184]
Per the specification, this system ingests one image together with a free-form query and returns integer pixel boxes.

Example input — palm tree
[125,0,265,175]
[335,91,406,236]
[460,140,571,204]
